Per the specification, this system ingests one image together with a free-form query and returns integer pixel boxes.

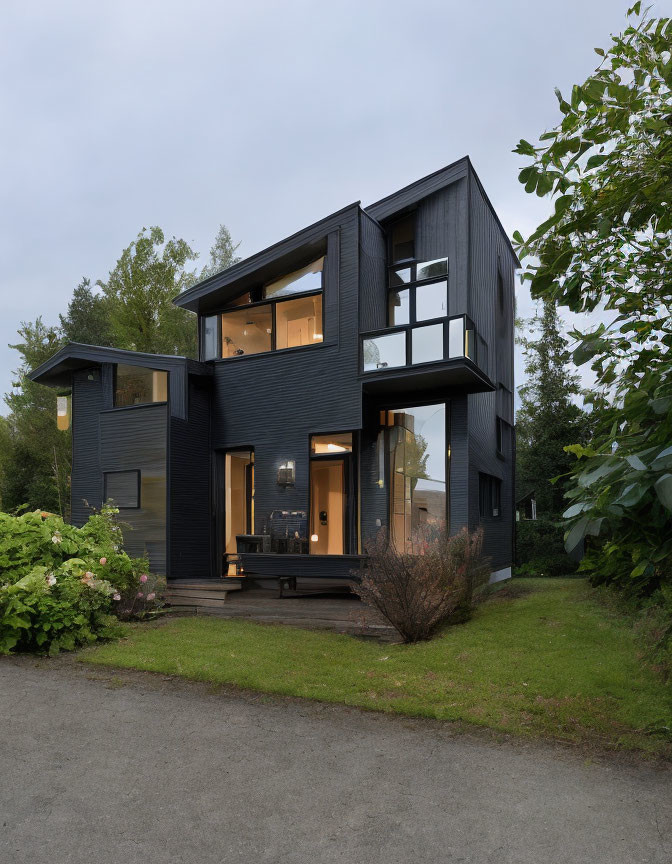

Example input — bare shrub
[353,526,489,643]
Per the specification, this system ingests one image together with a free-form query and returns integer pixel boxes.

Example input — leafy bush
[353,527,489,643]
[515,517,577,578]
[0,506,163,655]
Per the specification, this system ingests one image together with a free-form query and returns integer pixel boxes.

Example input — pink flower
[113,593,121,601]
[99,557,107,565]
[146,592,156,601]
[139,574,148,584]
[137,591,144,599]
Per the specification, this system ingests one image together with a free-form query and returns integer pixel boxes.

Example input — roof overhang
[173,202,361,315]
[29,343,211,389]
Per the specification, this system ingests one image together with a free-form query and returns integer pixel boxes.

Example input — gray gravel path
[1,657,670,863]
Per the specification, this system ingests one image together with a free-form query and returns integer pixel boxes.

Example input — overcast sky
[2,0,668,413]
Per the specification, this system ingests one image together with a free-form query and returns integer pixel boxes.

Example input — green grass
[80,579,672,757]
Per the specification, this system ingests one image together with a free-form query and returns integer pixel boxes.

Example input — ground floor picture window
[383,404,446,554]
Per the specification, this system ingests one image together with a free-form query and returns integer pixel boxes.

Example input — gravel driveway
[1,657,670,864]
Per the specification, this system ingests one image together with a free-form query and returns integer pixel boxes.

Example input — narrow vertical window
[202,315,219,360]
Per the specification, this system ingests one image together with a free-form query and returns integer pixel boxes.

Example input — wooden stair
[164,579,243,613]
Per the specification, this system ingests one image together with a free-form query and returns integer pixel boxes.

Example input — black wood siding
[359,211,387,333]
[210,209,362,555]
[465,173,517,570]
[99,405,168,574]
[169,376,212,579]
[71,369,104,526]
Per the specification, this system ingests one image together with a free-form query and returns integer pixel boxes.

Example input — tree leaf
[654,474,672,510]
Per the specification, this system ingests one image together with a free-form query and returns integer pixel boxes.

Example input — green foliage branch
[513,4,672,597]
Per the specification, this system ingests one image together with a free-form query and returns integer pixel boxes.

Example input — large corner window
[383,405,447,554]
[114,364,168,408]
[204,257,325,360]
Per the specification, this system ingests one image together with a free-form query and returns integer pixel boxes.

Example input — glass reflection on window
[416,258,448,281]
[448,317,465,357]
[387,404,446,554]
[388,289,410,326]
[389,267,412,287]
[363,332,406,371]
[115,364,168,407]
[416,280,447,321]
[263,257,324,299]
[412,324,443,365]
[202,315,219,360]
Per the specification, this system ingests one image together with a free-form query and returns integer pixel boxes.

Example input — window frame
[113,364,169,409]
[103,470,141,509]
[201,258,326,361]
[388,213,417,265]
[479,473,502,519]
[387,259,449,329]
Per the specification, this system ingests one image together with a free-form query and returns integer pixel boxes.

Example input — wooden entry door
[310,458,345,555]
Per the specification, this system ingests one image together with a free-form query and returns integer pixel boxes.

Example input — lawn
[80,578,672,757]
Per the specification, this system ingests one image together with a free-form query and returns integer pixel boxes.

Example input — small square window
[104,470,140,509]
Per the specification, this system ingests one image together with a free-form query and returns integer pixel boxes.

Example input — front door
[309,458,345,555]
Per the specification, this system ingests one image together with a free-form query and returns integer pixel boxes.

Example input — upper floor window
[263,258,324,299]
[389,214,415,263]
[114,364,168,407]
[388,258,448,326]
[202,257,325,361]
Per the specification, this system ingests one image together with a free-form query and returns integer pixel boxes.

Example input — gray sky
[2,0,667,412]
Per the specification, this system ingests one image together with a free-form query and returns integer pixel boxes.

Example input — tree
[513,4,672,597]
[59,277,113,347]
[200,224,240,280]
[2,319,70,516]
[97,226,199,357]
[516,301,590,516]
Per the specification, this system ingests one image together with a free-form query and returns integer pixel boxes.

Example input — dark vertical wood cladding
[359,211,387,333]
[99,405,167,574]
[466,167,517,570]
[169,376,212,579]
[71,369,104,526]
[414,180,469,317]
[210,208,361,554]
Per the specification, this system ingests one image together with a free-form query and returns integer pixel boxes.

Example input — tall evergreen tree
[59,277,113,347]
[200,224,240,280]
[516,301,590,515]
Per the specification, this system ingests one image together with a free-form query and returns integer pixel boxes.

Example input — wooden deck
[164,582,398,641]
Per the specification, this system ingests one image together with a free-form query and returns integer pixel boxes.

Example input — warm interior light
[313,333,322,340]
[311,534,319,542]
[327,443,347,452]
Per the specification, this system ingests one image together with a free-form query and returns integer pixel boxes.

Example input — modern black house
[31,158,517,589]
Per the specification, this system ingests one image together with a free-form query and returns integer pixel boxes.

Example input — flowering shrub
[353,526,489,643]
[0,505,164,654]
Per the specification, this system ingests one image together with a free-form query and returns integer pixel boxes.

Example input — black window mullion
[405,326,412,365]
[271,302,277,351]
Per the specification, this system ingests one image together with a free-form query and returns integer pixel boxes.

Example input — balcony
[360,315,493,396]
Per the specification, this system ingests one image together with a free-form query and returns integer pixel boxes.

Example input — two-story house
[31,158,517,593]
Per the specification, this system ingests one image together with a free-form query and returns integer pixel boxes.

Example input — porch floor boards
[164,587,398,641]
